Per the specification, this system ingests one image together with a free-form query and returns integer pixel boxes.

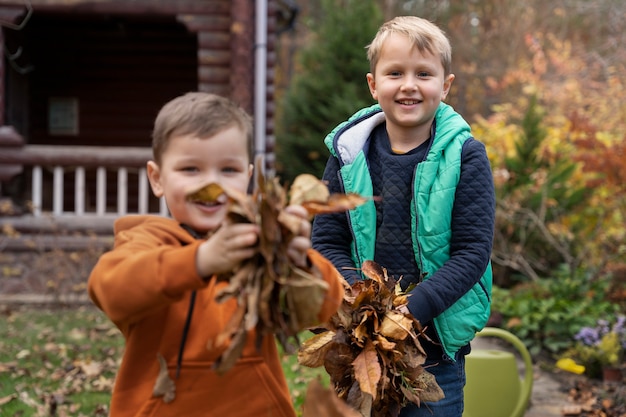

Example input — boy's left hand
[283,205,311,269]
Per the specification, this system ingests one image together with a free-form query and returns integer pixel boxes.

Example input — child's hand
[196,223,260,278]
[284,205,312,269]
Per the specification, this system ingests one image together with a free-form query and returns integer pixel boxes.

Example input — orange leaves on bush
[298,260,443,417]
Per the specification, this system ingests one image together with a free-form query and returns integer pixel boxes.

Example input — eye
[389,70,402,77]
[222,165,244,174]
[180,166,199,173]
[417,71,430,78]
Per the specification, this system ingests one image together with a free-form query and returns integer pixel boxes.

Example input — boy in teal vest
[312,16,495,417]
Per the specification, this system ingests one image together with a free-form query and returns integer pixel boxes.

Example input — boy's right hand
[195,223,260,279]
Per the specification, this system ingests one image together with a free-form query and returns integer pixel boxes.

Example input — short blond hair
[366,16,452,76]
[151,92,253,164]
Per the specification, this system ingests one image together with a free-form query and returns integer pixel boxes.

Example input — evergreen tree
[275,0,382,182]
[496,96,590,280]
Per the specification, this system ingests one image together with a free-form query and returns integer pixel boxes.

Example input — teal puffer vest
[325,102,492,359]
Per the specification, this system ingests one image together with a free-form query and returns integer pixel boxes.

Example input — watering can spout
[463,327,533,417]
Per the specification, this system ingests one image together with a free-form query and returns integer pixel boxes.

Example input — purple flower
[574,315,626,348]
[575,326,600,346]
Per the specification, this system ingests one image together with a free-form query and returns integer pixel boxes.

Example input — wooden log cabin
[0,0,294,297]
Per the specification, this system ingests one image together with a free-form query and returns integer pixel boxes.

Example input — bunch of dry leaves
[185,171,369,375]
[298,260,443,417]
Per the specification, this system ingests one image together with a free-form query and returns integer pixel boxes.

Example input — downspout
[254,0,268,176]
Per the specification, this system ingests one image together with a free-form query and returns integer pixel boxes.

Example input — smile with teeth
[397,99,421,105]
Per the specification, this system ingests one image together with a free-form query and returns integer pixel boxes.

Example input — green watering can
[463,327,533,417]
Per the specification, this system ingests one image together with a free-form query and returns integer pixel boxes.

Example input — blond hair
[151,92,253,164]
[366,16,452,75]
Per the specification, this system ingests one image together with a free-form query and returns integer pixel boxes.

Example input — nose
[200,169,219,186]
[401,75,418,91]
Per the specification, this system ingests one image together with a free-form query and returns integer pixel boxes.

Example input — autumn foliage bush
[476,32,626,357]
[474,32,626,286]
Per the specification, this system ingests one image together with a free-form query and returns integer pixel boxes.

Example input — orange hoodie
[88,215,344,417]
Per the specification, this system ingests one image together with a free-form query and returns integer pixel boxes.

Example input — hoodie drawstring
[175,224,201,379]
[176,290,197,379]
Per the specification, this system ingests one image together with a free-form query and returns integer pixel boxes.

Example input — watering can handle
[474,327,533,417]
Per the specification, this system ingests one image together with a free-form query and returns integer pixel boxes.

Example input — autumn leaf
[0,394,17,406]
[352,340,382,401]
[283,267,330,330]
[152,354,175,404]
[379,311,413,340]
[298,330,336,368]
[74,359,103,377]
[303,193,376,216]
[289,173,330,206]
[288,173,377,217]
[185,182,226,204]
[413,370,445,403]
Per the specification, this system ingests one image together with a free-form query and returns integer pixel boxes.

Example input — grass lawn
[0,305,329,417]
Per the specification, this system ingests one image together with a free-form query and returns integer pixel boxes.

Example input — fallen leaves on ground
[560,373,626,417]
[298,260,443,417]
[0,307,121,416]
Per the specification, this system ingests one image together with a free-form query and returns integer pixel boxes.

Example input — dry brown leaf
[284,267,330,329]
[298,331,336,368]
[74,359,102,377]
[347,381,374,417]
[213,326,248,375]
[185,182,225,204]
[0,394,17,406]
[303,193,376,215]
[152,354,175,403]
[353,340,382,401]
[374,334,397,351]
[561,404,583,415]
[323,337,355,384]
[413,369,444,403]
[289,174,330,207]
[379,311,413,340]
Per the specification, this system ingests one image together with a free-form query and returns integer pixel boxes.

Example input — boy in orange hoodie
[88,92,344,417]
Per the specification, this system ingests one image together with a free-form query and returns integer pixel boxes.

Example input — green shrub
[491,266,619,357]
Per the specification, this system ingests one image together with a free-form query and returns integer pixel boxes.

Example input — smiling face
[366,33,454,149]
[147,125,252,234]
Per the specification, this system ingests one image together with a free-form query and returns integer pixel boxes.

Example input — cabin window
[48,97,79,136]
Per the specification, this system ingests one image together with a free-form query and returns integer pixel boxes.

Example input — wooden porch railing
[0,127,167,236]
[1,145,167,217]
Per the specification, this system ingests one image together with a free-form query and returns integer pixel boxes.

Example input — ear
[146,160,164,198]
[441,73,455,100]
[366,73,378,100]
[248,163,254,180]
